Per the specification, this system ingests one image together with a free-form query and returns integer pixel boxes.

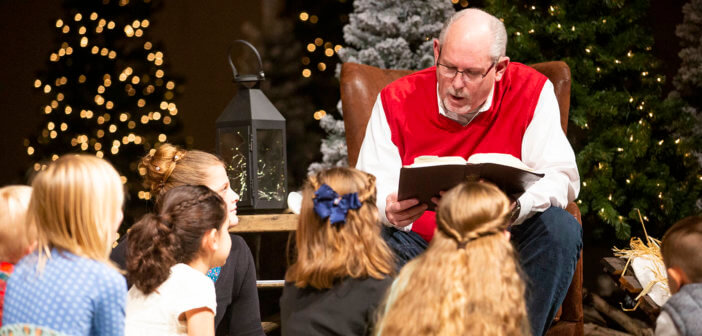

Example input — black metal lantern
[216,40,287,211]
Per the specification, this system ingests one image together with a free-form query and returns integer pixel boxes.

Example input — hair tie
[156,214,173,228]
[455,229,504,249]
[313,183,362,226]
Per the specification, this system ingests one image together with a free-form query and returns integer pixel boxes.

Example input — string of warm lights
[25,2,179,201]
[462,1,702,238]
[450,0,470,8]
[297,4,348,121]
[298,0,701,236]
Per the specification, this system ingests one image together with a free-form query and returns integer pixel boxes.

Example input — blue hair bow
[313,184,362,226]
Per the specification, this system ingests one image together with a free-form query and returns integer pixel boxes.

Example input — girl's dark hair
[127,185,227,294]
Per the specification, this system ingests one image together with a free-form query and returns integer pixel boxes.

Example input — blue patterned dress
[2,249,126,336]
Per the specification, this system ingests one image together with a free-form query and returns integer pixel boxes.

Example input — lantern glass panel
[219,126,250,204]
[255,129,285,202]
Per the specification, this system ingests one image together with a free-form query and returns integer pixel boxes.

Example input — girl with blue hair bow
[280,167,395,336]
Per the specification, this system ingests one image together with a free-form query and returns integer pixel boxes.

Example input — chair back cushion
[340,61,571,167]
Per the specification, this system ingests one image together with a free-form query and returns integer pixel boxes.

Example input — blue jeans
[511,207,582,336]
[382,206,582,336]
[382,225,428,270]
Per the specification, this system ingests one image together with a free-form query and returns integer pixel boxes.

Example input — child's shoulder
[168,263,214,288]
[669,283,702,303]
[158,264,215,305]
[56,252,125,287]
[344,275,393,295]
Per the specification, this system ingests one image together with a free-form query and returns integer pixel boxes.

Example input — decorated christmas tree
[23,0,181,215]
[481,0,702,239]
[672,0,702,158]
[307,0,455,174]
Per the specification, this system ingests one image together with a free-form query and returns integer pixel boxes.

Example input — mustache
[447,87,468,98]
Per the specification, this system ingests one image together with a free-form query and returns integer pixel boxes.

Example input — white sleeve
[175,269,217,316]
[515,80,580,225]
[355,95,408,230]
[655,311,681,336]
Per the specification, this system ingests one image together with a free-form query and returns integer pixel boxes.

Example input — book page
[466,153,535,172]
[406,155,466,168]
[398,153,543,209]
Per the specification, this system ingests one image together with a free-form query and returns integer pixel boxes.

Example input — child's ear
[667,266,690,294]
[25,240,38,255]
[201,228,219,252]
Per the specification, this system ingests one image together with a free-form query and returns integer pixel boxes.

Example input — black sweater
[280,277,393,336]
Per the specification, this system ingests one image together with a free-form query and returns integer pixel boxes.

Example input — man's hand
[385,192,428,227]
[430,190,446,208]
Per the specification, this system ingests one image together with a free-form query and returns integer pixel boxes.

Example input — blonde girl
[125,185,231,336]
[0,185,33,327]
[110,143,263,335]
[375,181,530,336]
[3,155,126,336]
[280,167,395,336]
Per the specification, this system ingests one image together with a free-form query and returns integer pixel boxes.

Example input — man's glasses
[436,49,496,83]
[437,62,495,83]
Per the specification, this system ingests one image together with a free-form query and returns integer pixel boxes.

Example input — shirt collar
[436,83,494,126]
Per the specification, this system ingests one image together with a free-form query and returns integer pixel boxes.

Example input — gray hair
[438,8,507,62]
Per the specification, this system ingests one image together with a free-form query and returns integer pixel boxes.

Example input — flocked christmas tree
[307,0,455,174]
[24,0,181,215]
[481,0,702,239]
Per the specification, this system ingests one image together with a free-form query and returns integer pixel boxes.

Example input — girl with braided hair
[280,167,395,336]
[125,185,232,335]
[375,181,530,336]
[111,143,263,336]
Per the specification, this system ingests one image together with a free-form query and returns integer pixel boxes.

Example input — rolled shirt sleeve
[515,80,580,225]
[355,95,408,230]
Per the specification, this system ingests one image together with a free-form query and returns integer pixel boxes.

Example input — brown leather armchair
[339,61,584,336]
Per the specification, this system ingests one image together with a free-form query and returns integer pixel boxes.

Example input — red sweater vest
[380,63,547,241]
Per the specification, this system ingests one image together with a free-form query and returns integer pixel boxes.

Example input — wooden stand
[600,257,661,323]
[230,213,298,335]
[232,214,298,233]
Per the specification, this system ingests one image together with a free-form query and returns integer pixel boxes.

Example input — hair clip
[313,183,361,226]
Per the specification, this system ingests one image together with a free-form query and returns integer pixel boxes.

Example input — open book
[397,153,544,211]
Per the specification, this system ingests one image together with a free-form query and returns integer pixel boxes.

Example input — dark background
[0,0,262,185]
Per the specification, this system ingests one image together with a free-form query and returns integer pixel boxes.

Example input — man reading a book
[355,8,582,336]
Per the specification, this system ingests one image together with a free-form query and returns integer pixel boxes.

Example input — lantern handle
[227,40,265,83]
